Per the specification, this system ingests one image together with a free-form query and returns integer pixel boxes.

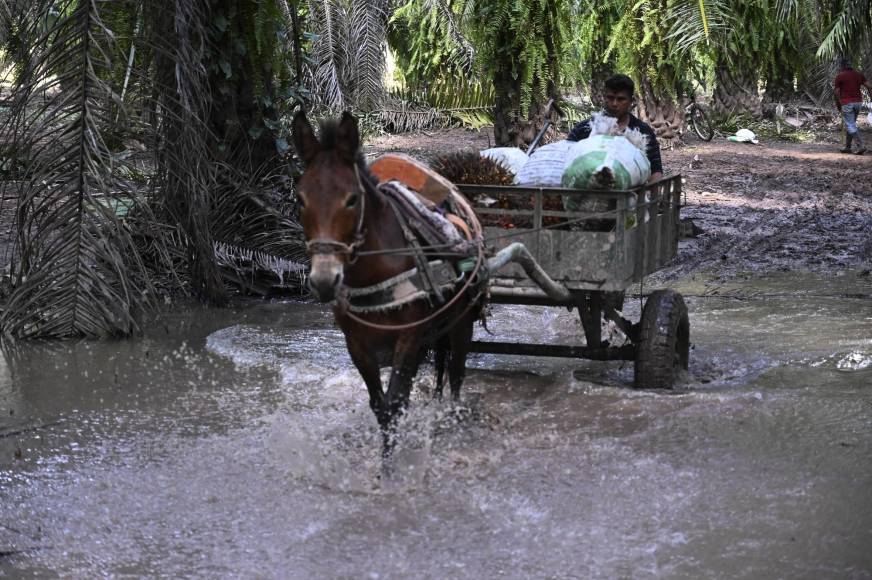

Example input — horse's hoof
[444,393,481,423]
[379,458,394,481]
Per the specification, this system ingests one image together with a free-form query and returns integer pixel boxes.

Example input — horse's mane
[317,119,380,196]
[316,119,343,153]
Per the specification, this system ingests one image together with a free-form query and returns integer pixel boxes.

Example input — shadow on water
[1,273,871,578]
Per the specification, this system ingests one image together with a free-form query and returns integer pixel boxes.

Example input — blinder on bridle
[305,164,368,263]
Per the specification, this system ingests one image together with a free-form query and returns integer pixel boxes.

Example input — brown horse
[292,111,484,454]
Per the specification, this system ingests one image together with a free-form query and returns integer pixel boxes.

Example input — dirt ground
[366,126,872,282]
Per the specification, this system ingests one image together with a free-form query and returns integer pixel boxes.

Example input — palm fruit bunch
[431,151,515,186]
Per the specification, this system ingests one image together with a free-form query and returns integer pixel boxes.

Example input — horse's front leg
[433,335,449,401]
[345,335,389,432]
[384,332,426,439]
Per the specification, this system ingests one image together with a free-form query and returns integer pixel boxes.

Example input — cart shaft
[469,340,635,360]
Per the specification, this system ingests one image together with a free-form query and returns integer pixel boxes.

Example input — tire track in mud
[664,202,872,281]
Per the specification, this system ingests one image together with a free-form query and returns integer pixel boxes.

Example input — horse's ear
[293,110,320,165]
[336,111,360,163]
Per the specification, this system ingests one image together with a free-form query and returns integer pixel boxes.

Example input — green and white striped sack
[561,135,650,221]
[561,134,650,192]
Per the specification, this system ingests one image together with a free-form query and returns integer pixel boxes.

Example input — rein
[303,161,486,332]
[339,243,486,332]
[351,203,632,258]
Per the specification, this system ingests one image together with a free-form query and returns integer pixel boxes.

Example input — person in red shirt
[834,57,872,155]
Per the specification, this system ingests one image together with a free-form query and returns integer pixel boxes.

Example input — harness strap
[445,213,472,241]
[386,196,445,305]
[344,260,459,313]
[379,181,469,257]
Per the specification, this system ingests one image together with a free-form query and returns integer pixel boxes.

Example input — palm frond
[0,0,154,338]
[666,0,731,55]
[213,242,307,294]
[376,101,453,132]
[0,0,12,50]
[816,0,872,58]
[414,0,476,74]
[307,0,348,109]
[350,0,388,110]
[382,74,494,131]
[210,163,307,264]
[433,0,476,73]
[305,0,389,111]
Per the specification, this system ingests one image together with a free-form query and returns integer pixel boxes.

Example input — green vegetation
[377,0,870,142]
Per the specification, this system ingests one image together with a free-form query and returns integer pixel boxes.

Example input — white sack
[562,135,651,190]
[514,140,575,186]
[479,147,529,180]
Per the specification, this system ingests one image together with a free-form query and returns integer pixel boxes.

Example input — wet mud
[1,273,871,578]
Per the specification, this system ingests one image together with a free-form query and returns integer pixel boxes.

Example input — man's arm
[645,130,663,183]
[567,120,591,142]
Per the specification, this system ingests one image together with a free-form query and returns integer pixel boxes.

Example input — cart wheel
[634,289,689,389]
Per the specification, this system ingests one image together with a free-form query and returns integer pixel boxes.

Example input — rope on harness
[338,242,486,332]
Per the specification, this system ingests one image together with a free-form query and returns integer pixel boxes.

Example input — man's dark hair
[839,56,852,69]
[604,74,635,97]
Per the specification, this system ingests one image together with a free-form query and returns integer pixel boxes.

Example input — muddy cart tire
[634,289,689,389]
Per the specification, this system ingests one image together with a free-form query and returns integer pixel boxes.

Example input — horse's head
[293,111,365,302]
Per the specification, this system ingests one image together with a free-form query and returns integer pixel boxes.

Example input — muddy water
[1,273,870,579]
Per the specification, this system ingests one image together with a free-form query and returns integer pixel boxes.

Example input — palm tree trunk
[491,4,562,148]
[153,0,227,305]
[712,63,762,118]
[493,75,558,147]
[763,61,796,103]
[636,75,683,146]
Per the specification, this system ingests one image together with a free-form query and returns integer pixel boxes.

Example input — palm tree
[466,0,571,146]
[572,0,621,97]
[387,0,475,92]
[816,0,872,60]
[665,0,850,118]
[0,0,307,338]
[599,0,690,141]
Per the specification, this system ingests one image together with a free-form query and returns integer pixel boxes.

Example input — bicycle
[684,94,714,141]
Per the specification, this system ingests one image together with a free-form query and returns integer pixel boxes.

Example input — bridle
[304,164,367,263]
[303,161,487,333]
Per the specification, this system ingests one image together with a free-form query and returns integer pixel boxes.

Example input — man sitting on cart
[567,74,664,183]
